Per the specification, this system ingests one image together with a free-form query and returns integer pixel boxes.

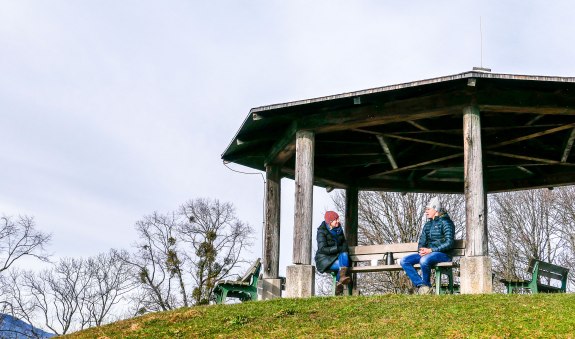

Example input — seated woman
[314,211,351,295]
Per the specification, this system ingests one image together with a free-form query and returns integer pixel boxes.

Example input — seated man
[400,197,455,295]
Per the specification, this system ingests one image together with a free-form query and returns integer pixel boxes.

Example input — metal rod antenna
[480,16,483,68]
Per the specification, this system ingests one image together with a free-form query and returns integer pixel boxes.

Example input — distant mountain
[0,314,55,339]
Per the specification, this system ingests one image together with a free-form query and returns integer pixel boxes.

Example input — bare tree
[332,191,465,294]
[14,258,91,335]
[180,198,254,305]
[119,212,184,313]
[531,186,575,288]
[1,269,39,335]
[84,250,137,327]
[0,215,51,274]
[0,214,51,336]
[488,189,564,284]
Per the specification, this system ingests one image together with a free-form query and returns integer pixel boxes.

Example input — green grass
[63,294,575,338]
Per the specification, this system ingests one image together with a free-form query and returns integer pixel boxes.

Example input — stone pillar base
[258,278,283,300]
[460,256,493,294]
[285,265,315,298]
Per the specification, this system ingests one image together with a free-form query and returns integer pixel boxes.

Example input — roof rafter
[561,128,575,162]
[486,150,575,165]
[264,121,297,166]
[487,122,575,149]
[376,135,398,169]
[369,153,463,178]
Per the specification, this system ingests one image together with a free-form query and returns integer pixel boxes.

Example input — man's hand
[418,247,432,256]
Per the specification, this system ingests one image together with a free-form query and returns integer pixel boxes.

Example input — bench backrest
[240,258,261,284]
[528,258,569,286]
[349,240,465,263]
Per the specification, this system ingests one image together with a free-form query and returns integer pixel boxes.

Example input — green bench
[500,258,569,294]
[213,258,261,304]
[333,240,465,295]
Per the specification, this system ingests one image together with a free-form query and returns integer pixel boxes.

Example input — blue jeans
[400,252,451,287]
[329,252,350,282]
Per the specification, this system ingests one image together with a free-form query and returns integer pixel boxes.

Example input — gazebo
[221,69,575,298]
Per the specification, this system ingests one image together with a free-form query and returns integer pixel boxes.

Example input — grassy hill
[63,294,575,338]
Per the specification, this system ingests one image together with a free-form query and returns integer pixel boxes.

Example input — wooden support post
[344,187,359,247]
[293,130,314,265]
[461,105,492,294]
[263,165,281,279]
[463,105,488,257]
[345,186,359,295]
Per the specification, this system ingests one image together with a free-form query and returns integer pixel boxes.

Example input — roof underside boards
[222,71,575,193]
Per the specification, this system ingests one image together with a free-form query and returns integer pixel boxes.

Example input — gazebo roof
[222,70,575,193]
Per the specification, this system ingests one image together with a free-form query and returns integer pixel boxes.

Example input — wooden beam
[265,122,297,166]
[486,150,575,165]
[354,128,462,149]
[516,166,535,176]
[356,178,464,193]
[293,131,314,265]
[356,170,575,194]
[477,87,575,115]
[561,128,575,162]
[263,165,281,279]
[313,109,460,134]
[295,90,471,134]
[487,122,575,149]
[388,124,563,135]
[479,105,575,115]
[281,168,348,189]
[376,135,398,169]
[317,155,389,168]
[407,120,429,131]
[487,170,575,192]
[369,153,463,178]
[379,133,463,149]
[525,114,544,126]
[316,152,382,157]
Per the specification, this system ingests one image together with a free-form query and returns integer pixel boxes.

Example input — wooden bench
[500,258,569,294]
[213,258,261,304]
[334,240,465,295]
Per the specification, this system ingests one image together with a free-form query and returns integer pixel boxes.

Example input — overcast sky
[2,1,575,274]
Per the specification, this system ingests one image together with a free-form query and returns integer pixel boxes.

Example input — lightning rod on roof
[473,17,491,73]
[480,16,483,68]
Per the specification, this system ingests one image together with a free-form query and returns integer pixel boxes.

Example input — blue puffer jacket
[418,212,455,253]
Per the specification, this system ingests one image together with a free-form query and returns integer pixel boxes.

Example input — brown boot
[339,267,351,285]
[335,282,344,296]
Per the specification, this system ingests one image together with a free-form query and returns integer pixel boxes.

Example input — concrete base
[460,256,493,294]
[285,265,315,298]
[258,278,283,300]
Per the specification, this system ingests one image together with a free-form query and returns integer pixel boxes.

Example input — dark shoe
[335,283,344,296]
[339,267,351,285]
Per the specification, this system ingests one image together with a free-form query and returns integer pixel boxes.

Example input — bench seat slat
[350,243,418,255]
[349,261,456,273]
[349,240,466,256]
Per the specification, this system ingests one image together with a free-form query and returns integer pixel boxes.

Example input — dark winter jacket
[418,212,455,253]
[314,221,349,273]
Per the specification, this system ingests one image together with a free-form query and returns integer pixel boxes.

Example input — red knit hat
[325,211,339,224]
